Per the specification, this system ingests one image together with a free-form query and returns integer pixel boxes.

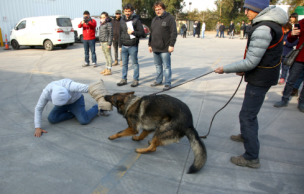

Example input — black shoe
[163,85,171,91]
[150,82,162,87]
[131,80,139,87]
[117,79,127,86]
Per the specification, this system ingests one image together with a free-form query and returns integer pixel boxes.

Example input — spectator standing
[215,21,221,37]
[112,10,122,67]
[193,21,197,37]
[148,1,177,91]
[99,12,113,76]
[290,13,298,29]
[117,3,145,87]
[244,22,252,39]
[274,18,304,112]
[240,21,246,39]
[181,22,187,38]
[219,23,225,38]
[180,22,183,37]
[228,21,235,39]
[201,22,206,38]
[215,1,288,168]
[278,23,298,85]
[78,10,97,67]
[196,21,201,38]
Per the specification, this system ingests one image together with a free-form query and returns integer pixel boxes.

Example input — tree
[281,0,304,14]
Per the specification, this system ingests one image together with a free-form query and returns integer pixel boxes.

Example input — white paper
[126,21,135,39]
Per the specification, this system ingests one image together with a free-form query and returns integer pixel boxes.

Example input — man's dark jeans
[282,61,304,103]
[83,39,96,64]
[294,70,304,89]
[240,83,270,160]
[112,39,121,61]
[220,31,224,38]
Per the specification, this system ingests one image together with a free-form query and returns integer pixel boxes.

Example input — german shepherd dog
[104,92,207,174]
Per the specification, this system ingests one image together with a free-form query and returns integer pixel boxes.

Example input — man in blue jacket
[214,0,288,168]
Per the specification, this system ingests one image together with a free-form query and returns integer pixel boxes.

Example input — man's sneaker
[163,85,171,91]
[131,80,139,87]
[230,134,244,142]
[291,88,299,97]
[112,60,118,66]
[92,63,97,67]
[82,63,89,67]
[150,82,162,87]
[117,79,127,86]
[298,103,304,113]
[230,155,260,168]
[274,100,288,107]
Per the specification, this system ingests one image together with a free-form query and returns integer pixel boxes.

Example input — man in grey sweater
[215,1,288,168]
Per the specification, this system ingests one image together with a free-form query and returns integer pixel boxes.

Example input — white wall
[0,0,122,41]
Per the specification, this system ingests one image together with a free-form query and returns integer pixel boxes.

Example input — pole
[0,28,4,47]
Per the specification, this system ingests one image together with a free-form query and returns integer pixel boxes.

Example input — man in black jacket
[111,10,122,66]
[148,1,177,90]
[228,21,235,39]
[117,3,145,87]
[196,21,201,38]
[240,21,246,39]
[219,23,225,38]
[245,22,252,39]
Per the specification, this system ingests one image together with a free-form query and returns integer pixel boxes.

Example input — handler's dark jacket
[111,16,121,40]
[119,14,145,47]
[148,12,177,53]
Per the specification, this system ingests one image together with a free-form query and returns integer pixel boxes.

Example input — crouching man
[34,79,111,137]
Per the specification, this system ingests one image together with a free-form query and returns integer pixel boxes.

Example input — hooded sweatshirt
[78,18,97,41]
[34,79,89,128]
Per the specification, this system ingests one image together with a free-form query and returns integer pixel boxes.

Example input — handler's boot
[291,88,299,97]
[230,134,244,142]
[112,60,118,66]
[100,68,107,74]
[103,69,112,76]
[231,155,260,168]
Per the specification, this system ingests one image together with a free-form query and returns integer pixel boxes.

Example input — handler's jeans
[121,46,139,81]
[240,83,270,160]
[153,52,172,86]
[83,39,96,64]
[48,95,98,125]
[282,61,304,103]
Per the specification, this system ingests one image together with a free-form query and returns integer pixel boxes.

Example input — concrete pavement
[0,33,303,194]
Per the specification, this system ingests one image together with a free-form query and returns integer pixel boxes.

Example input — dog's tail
[185,128,207,174]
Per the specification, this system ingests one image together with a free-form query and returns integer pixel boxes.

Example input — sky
[182,0,217,12]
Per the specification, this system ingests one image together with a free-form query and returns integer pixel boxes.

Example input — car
[10,15,75,51]
[142,24,150,38]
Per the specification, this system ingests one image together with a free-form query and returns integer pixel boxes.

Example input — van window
[17,20,26,30]
[56,18,72,27]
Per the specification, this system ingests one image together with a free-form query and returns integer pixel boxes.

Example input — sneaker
[131,80,139,87]
[291,88,299,97]
[82,63,89,67]
[163,85,171,91]
[117,79,127,86]
[230,134,244,142]
[112,60,118,66]
[100,69,107,74]
[103,69,112,76]
[274,100,288,107]
[92,63,97,67]
[230,155,260,168]
[150,82,162,87]
[298,103,304,113]
[278,78,285,85]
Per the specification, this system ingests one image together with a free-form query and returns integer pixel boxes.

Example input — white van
[10,15,75,51]
[72,16,100,42]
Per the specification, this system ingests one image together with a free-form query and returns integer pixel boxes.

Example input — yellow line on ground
[210,56,223,69]
[30,71,53,74]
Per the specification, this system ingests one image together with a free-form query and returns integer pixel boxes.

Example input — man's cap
[115,10,122,14]
[244,0,269,13]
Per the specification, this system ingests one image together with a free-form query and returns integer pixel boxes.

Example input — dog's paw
[132,136,140,141]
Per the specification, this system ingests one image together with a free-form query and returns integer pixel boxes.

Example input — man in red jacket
[78,10,97,67]
[274,19,304,112]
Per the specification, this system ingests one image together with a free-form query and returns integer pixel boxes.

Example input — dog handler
[215,0,288,168]
[34,79,99,137]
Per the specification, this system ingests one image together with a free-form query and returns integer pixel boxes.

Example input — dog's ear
[125,91,135,95]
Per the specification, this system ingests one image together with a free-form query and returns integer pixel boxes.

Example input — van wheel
[44,40,53,51]
[61,44,68,49]
[80,35,83,43]
[69,43,74,46]
[11,40,20,50]
[30,46,35,48]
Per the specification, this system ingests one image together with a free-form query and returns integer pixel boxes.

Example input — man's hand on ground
[148,46,153,53]
[215,67,224,74]
[34,128,47,137]
[168,46,174,53]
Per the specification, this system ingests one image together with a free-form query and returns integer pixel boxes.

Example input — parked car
[142,24,150,38]
[10,15,75,51]
[71,16,100,43]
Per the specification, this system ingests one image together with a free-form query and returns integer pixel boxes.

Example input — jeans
[101,42,112,68]
[48,95,98,125]
[294,70,304,89]
[216,29,219,37]
[121,46,139,81]
[282,61,304,103]
[201,30,205,38]
[220,31,224,38]
[240,83,271,160]
[83,39,96,64]
[112,39,121,61]
[153,52,172,86]
[180,29,183,36]
[280,57,289,79]
[193,29,196,37]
